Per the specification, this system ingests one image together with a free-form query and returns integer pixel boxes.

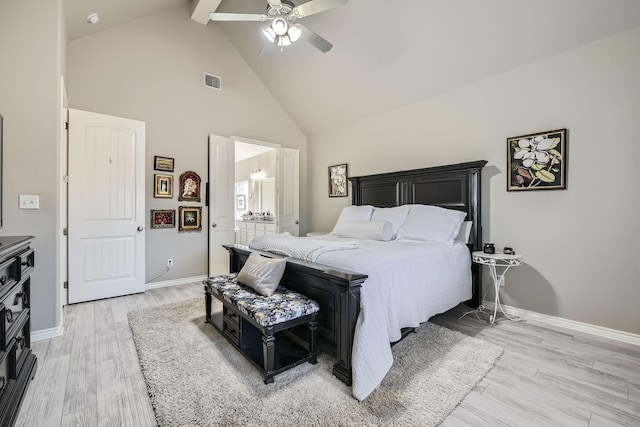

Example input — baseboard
[483,301,640,347]
[31,323,64,342]
[146,275,207,290]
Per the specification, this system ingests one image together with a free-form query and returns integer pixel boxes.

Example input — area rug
[128,298,503,427]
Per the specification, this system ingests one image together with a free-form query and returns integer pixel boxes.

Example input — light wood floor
[16,282,640,426]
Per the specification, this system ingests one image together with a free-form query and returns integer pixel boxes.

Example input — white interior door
[68,109,145,303]
[278,148,300,236]
[208,134,235,276]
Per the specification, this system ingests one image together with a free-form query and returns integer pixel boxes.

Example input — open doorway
[208,135,299,276]
[234,141,277,245]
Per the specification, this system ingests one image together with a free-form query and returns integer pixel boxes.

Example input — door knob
[137,226,144,232]
[212,223,217,228]
[295,220,299,225]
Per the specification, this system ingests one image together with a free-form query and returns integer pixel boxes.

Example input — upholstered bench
[204,273,320,384]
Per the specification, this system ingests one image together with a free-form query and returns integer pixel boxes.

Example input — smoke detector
[87,13,100,24]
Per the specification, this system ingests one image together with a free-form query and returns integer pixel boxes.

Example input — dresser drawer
[0,258,19,298]
[0,339,16,398]
[1,281,29,350]
[17,248,34,281]
[13,318,30,376]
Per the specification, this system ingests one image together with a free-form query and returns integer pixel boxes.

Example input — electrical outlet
[167,258,173,268]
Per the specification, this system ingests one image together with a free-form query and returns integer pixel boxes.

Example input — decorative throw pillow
[371,205,410,238]
[237,252,287,297]
[331,220,394,241]
[330,205,374,234]
[397,205,467,244]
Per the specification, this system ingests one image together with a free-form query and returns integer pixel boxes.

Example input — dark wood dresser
[0,236,37,426]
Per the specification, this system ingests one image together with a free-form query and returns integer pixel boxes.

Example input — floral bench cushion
[205,273,320,327]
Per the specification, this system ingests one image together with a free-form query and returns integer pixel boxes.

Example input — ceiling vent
[204,72,221,90]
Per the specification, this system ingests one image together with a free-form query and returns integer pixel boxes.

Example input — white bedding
[304,235,471,401]
[249,232,358,262]
[248,232,471,400]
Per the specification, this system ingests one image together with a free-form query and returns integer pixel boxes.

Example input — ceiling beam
[190,0,223,25]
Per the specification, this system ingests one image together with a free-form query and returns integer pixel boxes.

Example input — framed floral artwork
[328,163,348,197]
[507,129,567,191]
[179,206,202,232]
[178,171,201,202]
[150,209,175,229]
[154,155,174,172]
[154,174,173,198]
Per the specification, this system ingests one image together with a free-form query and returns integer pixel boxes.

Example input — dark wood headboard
[349,160,487,307]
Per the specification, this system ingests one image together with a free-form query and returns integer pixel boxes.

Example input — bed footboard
[223,244,367,385]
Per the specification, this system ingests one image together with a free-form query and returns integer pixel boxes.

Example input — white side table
[461,251,523,325]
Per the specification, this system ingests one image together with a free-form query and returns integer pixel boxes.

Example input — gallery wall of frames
[151,155,203,232]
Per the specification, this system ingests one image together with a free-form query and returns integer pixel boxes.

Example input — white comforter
[249,232,358,262]
[306,235,471,401]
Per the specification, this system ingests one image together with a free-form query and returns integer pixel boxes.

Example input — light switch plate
[19,195,39,210]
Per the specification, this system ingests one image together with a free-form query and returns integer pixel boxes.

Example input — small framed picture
[178,171,201,202]
[150,209,175,229]
[154,156,174,172]
[328,163,348,197]
[236,194,246,210]
[507,129,567,191]
[154,174,173,198]
[179,206,202,232]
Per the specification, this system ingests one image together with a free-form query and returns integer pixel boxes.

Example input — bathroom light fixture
[250,169,265,180]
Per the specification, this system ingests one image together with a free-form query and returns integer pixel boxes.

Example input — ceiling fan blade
[299,24,333,53]
[267,0,282,6]
[208,13,268,22]
[294,0,347,18]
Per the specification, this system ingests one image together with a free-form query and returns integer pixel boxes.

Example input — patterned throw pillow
[236,252,287,297]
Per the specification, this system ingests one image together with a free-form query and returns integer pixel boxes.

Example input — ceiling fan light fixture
[262,26,276,43]
[271,17,288,36]
[287,25,302,43]
[277,34,292,47]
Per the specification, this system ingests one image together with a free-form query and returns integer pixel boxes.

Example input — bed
[220,160,487,400]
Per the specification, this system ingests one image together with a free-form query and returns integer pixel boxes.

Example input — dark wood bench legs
[205,291,212,323]
[263,332,276,384]
[308,320,318,365]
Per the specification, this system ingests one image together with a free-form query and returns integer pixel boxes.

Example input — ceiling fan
[209,0,347,53]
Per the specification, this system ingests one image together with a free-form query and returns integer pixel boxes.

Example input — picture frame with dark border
[328,163,348,197]
[507,128,567,191]
[150,209,175,229]
[154,155,174,172]
[154,174,173,198]
[179,206,202,232]
[178,170,201,202]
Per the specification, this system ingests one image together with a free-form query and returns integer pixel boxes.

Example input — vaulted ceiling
[64,0,640,136]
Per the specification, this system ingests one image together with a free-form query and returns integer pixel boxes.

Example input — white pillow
[454,221,473,244]
[331,205,374,234]
[371,205,410,238]
[331,221,394,241]
[237,252,287,297]
[397,205,467,244]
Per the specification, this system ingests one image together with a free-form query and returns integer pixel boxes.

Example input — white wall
[308,27,640,334]
[67,4,307,284]
[0,0,64,331]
